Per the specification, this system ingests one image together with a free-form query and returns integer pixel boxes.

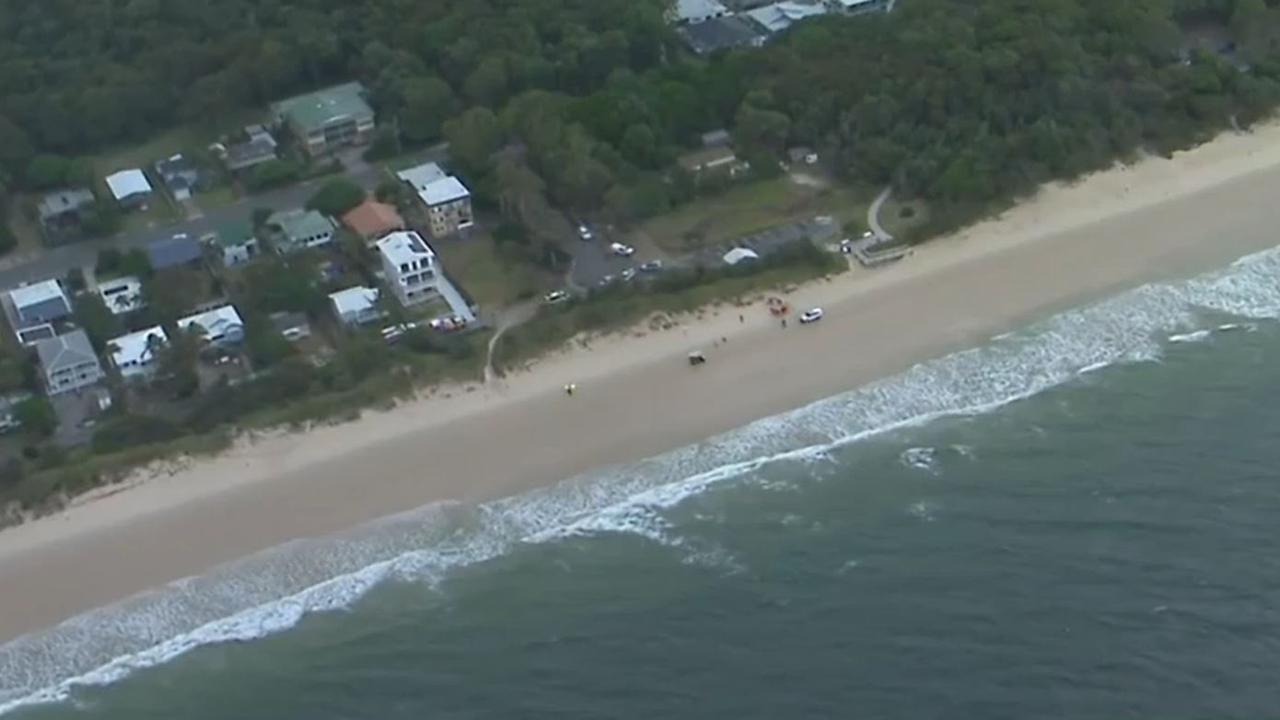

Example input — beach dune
[5,125,1280,643]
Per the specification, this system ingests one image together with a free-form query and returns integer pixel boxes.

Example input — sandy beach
[4,124,1280,643]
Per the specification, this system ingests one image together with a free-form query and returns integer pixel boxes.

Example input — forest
[3,0,1280,236]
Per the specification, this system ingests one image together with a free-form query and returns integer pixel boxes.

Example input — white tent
[723,247,761,266]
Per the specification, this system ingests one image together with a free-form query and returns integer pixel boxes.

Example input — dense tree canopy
[4,0,1280,223]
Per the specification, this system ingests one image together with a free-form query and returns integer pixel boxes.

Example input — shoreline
[5,124,1280,643]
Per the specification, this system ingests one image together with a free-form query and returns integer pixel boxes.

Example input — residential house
[154,154,201,201]
[34,330,104,396]
[396,162,447,193]
[745,0,829,33]
[107,326,168,380]
[8,279,72,329]
[104,169,154,210]
[670,0,730,23]
[217,125,278,173]
[342,198,405,244]
[268,209,335,255]
[679,15,768,54]
[211,220,260,267]
[419,177,474,238]
[36,188,95,235]
[146,234,204,271]
[270,311,312,342]
[677,146,750,178]
[397,163,474,237]
[97,276,146,315]
[377,231,438,307]
[178,305,246,349]
[270,82,376,158]
[329,286,383,327]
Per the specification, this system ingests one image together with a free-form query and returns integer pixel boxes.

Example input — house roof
[746,1,829,33]
[377,231,436,267]
[178,305,245,339]
[8,279,68,311]
[34,330,99,374]
[673,0,729,21]
[155,154,197,179]
[214,219,256,248]
[269,209,334,243]
[419,176,470,206]
[677,146,739,171]
[679,16,767,55]
[329,286,380,315]
[98,275,145,314]
[723,247,761,265]
[105,169,153,201]
[342,199,404,238]
[147,235,203,269]
[396,162,446,192]
[37,188,95,220]
[272,82,374,134]
[225,135,278,168]
[108,326,167,368]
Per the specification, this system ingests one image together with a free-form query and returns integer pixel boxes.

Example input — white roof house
[746,1,829,33]
[7,280,72,340]
[329,286,383,326]
[377,230,437,268]
[723,247,761,265]
[178,305,246,347]
[108,326,168,379]
[419,176,470,207]
[104,169,153,201]
[8,278,69,313]
[672,0,730,23]
[98,276,146,315]
[396,162,447,193]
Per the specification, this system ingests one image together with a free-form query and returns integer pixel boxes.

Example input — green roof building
[212,219,260,267]
[270,82,375,157]
[267,209,336,255]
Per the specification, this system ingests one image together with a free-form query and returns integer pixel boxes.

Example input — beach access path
[5,122,1280,642]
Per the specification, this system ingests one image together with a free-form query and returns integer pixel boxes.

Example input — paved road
[0,144,450,290]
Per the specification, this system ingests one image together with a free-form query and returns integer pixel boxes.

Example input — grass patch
[636,178,872,254]
[118,200,180,235]
[494,241,844,370]
[434,234,549,309]
[195,185,239,212]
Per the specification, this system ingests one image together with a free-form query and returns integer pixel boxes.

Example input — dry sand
[5,124,1280,642]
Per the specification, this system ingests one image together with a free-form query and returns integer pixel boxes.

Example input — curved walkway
[483,300,539,385]
[868,185,894,241]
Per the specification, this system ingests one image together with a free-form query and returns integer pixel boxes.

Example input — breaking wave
[3,244,1280,714]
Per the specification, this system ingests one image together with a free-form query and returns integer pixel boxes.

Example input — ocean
[4,246,1280,719]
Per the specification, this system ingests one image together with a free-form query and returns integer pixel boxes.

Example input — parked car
[799,308,824,324]
[381,322,419,344]
[597,274,616,288]
[610,242,635,257]
[577,224,593,241]
[543,289,570,304]
[639,259,664,273]
[429,316,467,332]
[621,267,637,282]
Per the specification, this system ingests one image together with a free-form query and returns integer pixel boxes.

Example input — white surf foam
[4,243,1280,714]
